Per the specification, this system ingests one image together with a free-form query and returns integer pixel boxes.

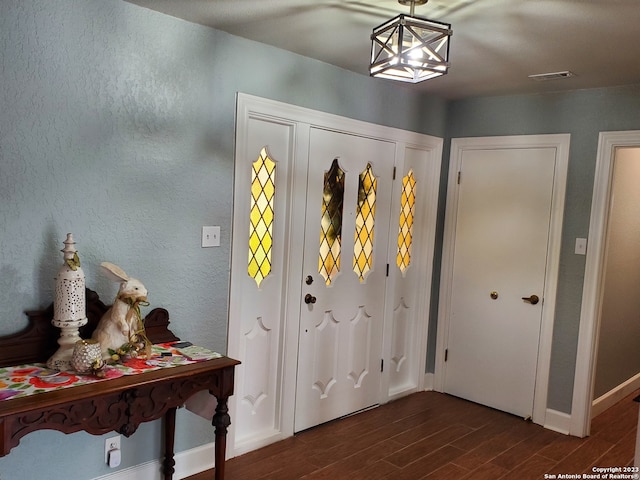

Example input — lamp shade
[370,14,452,83]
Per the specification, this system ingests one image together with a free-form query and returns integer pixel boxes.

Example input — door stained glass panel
[318,158,345,285]
[397,170,417,273]
[248,147,276,287]
[353,163,377,282]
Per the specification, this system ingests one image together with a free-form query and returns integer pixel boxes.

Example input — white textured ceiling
[125,0,640,99]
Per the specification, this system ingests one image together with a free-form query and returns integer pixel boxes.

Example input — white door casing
[435,135,569,427]
[572,130,640,437]
[229,93,442,457]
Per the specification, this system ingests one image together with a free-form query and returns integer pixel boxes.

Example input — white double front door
[229,94,442,455]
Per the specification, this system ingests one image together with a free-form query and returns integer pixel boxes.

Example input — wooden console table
[0,289,239,480]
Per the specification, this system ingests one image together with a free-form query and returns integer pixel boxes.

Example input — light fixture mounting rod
[398,0,428,16]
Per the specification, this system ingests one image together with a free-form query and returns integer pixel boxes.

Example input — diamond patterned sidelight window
[248,147,276,287]
[318,158,345,285]
[353,163,377,282]
[397,170,417,273]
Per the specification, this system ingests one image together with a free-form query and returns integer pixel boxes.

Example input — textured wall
[9,0,638,475]
[0,1,225,478]
[0,1,445,478]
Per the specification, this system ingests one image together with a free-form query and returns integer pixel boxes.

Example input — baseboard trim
[423,373,434,391]
[592,372,640,419]
[233,431,289,457]
[92,443,216,480]
[92,460,162,480]
[174,442,216,479]
[544,408,571,435]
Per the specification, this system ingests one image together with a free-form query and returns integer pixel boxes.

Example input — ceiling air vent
[528,71,576,82]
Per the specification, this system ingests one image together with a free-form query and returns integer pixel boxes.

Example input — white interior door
[294,128,394,432]
[442,147,557,419]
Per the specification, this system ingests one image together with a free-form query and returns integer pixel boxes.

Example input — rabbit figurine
[92,262,149,360]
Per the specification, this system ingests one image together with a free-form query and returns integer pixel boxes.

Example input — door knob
[304,294,317,304]
[521,294,540,305]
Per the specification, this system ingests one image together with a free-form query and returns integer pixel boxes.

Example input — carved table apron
[0,356,239,480]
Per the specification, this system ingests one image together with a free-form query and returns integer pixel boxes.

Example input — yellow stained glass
[353,163,377,281]
[248,147,276,287]
[397,170,417,273]
[319,158,345,285]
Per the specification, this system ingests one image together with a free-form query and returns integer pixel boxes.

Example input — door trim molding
[571,130,640,437]
[544,408,572,435]
[434,134,570,426]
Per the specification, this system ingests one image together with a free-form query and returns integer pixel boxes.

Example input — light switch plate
[575,237,587,255]
[202,226,220,247]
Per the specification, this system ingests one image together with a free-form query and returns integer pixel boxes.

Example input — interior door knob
[304,294,317,304]
[521,294,540,305]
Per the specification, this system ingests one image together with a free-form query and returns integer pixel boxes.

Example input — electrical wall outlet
[104,435,121,464]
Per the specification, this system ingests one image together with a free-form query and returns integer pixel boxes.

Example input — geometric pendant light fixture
[370,0,452,83]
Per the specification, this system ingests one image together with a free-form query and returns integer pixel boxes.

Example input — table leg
[163,407,177,480]
[212,396,231,480]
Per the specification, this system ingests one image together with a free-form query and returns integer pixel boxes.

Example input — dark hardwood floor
[187,389,639,479]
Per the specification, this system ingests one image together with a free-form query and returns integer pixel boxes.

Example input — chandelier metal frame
[370,0,452,83]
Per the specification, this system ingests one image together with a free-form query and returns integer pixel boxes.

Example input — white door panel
[444,147,556,418]
[385,146,438,397]
[294,128,394,432]
[228,115,296,447]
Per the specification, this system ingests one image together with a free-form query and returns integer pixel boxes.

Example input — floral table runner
[0,342,222,402]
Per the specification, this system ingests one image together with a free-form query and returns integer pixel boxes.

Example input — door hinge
[386,263,390,277]
[392,166,396,180]
[444,349,448,362]
[381,359,384,372]
[457,171,461,184]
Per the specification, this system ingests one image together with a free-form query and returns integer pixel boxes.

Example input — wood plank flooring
[186,389,639,479]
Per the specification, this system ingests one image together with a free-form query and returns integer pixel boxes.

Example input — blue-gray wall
[3,0,640,478]
[0,1,446,479]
